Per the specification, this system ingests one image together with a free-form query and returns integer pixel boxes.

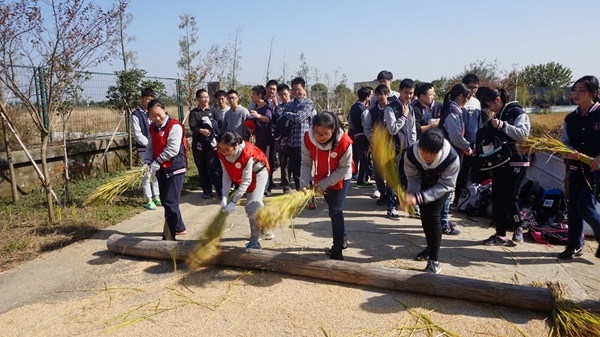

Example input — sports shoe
[387,209,401,220]
[512,226,524,242]
[263,230,275,240]
[447,221,456,228]
[356,182,373,187]
[153,198,162,207]
[264,190,273,197]
[308,200,317,210]
[326,237,349,255]
[371,190,381,199]
[558,247,584,260]
[203,192,213,199]
[424,259,441,274]
[283,187,292,194]
[145,200,157,210]
[329,246,344,260]
[245,242,262,250]
[482,234,508,246]
[442,225,461,235]
[416,247,430,261]
[410,205,421,219]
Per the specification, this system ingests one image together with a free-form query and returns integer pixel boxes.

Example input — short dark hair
[277,83,290,92]
[418,128,445,154]
[147,99,165,111]
[400,78,415,91]
[357,86,373,101]
[462,74,480,85]
[416,83,434,98]
[375,84,390,96]
[195,89,207,98]
[291,77,306,88]
[252,85,267,101]
[377,70,393,82]
[141,88,156,98]
[214,90,227,99]
[266,79,278,88]
[226,89,238,96]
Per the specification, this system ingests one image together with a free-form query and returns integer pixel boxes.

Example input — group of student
[131,71,600,274]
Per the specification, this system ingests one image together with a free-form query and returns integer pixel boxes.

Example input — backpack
[529,222,569,245]
[518,180,544,208]
[273,114,291,141]
[458,183,481,212]
[476,180,493,217]
[537,189,567,223]
[519,206,538,230]
[475,121,512,171]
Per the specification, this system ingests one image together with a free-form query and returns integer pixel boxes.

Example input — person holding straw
[300,111,353,260]
[558,75,600,260]
[145,100,188,240]
[216,131,271,249]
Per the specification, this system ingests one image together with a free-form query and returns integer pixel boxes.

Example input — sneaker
[329,246,344,260]
[308,200,317,210]
[351,174,358,181]
[387,209,401,220]
[410,205,421,219]
[264,230,275,240]
[356,182,373,187]
[371,190,381,199]
[447,221,456,228]
[442,225,461,235]
[145,200,157,210]
[203,192,213,199]
[245,242,262,250]
[558,247,584,260]
[283,187,292,194]
[153,198,162,207]
[416,247,430,261]
[326,237,349,255]
[264,190,273,197]
[424,259,441,274]
[482,234,508,246]
[512,226,524,242]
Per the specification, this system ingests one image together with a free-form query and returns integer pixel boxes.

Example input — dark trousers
[157,170,186,240]
[355,136,371,185]
[454,150,475,204]
[268,140,277,190]
[491,165,527,237]
[420,192,449,261]
[324,179,350,249]
[193,147,222,195]
[373,155,397,209]
[288,146,302,191]
[278,146,292,189]
[567,168,600,248]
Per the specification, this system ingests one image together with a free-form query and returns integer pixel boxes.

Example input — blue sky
[93,0,600,87]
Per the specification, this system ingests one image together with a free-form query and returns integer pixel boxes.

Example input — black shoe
[376,198,386,205]
[416,247,430,261]
[442,225,461,235]
[424,259,441,274]
[326,237,348,255]
[329,246,344,260]
[558,247,584,260]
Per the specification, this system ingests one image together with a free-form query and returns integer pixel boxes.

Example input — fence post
[37,67,50,142]
[176,79,184,121]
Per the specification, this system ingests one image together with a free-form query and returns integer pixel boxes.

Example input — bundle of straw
[547,281,600,337]
[186,210,229,268]
[371,124,412,213]
[255,189,317,234]
[518,136,594,165]
[84,168,147,206]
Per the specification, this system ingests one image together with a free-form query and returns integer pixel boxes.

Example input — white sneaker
[371,189,381,199]
[264,230,275,240]
[264,190,272,197]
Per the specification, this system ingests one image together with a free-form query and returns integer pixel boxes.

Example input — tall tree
[296,52,310,85]
[226,26,243,90]
[279,50,289,84]
[112,0,136,71]
[519,62,572,88]
[264,36,275,84]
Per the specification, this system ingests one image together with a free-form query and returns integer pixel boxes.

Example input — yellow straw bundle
[84,169,146,205]
[255,189,317,233]
[518,136,594,165]
[547,281,600,337]
[186,210,229,268]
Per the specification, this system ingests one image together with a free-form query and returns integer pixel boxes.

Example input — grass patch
[529,112,568,138]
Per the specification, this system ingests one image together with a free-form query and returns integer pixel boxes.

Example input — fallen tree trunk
[106,234,554,313]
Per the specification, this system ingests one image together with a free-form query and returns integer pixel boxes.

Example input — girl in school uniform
[300,111,354,260]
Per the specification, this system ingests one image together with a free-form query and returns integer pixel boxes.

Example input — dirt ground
[1,182,599,337]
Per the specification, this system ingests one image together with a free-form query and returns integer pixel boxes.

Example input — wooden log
[106,234,554,313]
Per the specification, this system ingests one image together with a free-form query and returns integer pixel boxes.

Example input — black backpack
[518,180,544,208]
[537,189,567,224]
[273,114,291,141]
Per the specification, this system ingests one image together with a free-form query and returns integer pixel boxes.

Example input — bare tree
[227,26,244,90]
[279,50,289,84]
[264,36,275,84]
[0,0,126,222]
[0,84,18,203]
[112,0,137,72]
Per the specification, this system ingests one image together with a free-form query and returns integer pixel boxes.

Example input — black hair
[572,75,600,102]
[442,83,470,111]
[374,84,390,96]
[266,79,279,88]
[141,87,156,98]
[475,86,490,102]
[195,89,208,98]
[291,77,306,88]
[214,90,227,98]
[277,83,290,92]
[480,88,512,109]
[312,111,343,148]
[357,86,373,101]
[251,85,267,101]
[377,70,393,82]
[399,78,415,91]
[416,82,434,98]
[147,99,165,110]
[462,74,480,85]
[218,131,243,146]
[418,128,445,154]
[226,89,238,96]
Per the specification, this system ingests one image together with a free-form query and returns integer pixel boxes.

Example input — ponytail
[218,131,243,147]
[442,83,470,110]
[497,88,511,104]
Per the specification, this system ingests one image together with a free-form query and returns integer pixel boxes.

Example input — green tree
[310,82,327,111]
[106,68,166,112]
[519,62,572,88]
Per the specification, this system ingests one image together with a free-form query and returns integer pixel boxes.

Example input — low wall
[0,136,130,199]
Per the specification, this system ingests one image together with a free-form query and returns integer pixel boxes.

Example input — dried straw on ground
[546,281,600,337]
[186,210,229,268]
[518,136,594,165]
[255,189,317,233]
[84,169,147,206]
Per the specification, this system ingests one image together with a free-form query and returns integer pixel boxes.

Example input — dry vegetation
[529,112,567,138]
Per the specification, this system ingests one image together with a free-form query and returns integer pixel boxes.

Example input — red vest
[218,141,270,192]
[304,131,354,190]
[150,118,188,169]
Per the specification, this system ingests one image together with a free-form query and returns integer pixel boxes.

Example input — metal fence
[1,65,182,148]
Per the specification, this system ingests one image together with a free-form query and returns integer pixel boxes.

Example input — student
[348,86,374,187]
[412,83,440,139]
[453,74,483,205]
[369,70,400,109]
[479,88,530,245]
[300,111,353,260]
[214,89,230,116]
[265,80,279,192]
[402,128,459,274]
[249,85,274,195]
[274,83,293,193]
[558,76,600,259]
[223,89,250,137]
[248,79,279,111]
[217,131,271,249]
[438,83,473,235]
[131,88,161,210]
[189,89,223,199]
[145,100,188,240]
